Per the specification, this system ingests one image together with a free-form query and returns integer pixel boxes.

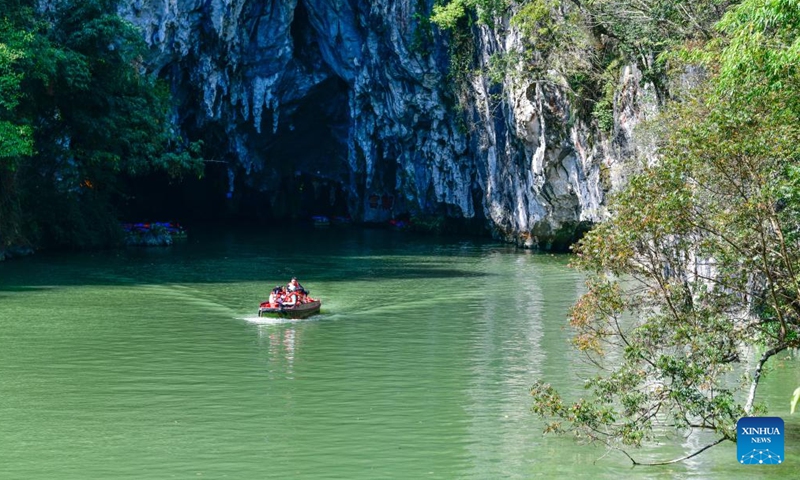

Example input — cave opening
[120,3,354,225]
[120,74,352,224]
[243,73,353,221]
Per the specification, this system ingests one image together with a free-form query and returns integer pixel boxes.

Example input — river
[0,226,797,478]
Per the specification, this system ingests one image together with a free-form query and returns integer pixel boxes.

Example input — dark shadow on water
[0,285,56,292]
[0,224,513,290]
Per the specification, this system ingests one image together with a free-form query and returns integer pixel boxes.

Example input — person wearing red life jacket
[283,289,299,308]
[268,286,281,307]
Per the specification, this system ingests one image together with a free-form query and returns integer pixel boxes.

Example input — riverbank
[0,214,589,262]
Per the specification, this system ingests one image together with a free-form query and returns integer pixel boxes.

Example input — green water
[1,227,798,479]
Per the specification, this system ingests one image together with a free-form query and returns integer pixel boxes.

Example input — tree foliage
[431,0,509,28]
[0,8,34,160]
[530,0,800,464]
[0,0,202,249]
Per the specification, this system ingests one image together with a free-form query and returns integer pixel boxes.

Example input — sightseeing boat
[257,299,322,319]
[311,215,330,227]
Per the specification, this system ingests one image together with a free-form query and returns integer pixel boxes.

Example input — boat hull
[258,300,321,319]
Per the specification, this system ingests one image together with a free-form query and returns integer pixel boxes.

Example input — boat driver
[287,277,306,294]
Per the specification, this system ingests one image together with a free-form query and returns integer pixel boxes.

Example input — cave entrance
[245,74,352,220]
[119,0,354,224]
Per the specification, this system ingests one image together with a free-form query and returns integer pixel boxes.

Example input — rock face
[119,0,656,248]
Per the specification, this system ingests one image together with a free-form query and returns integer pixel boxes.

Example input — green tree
[431,0,508,28]
[37,0,202,179]
[0,1,46,163]
[531,0,800,464]
[0,22,32,159]
[0,1,42,246]
[0,0,202,249]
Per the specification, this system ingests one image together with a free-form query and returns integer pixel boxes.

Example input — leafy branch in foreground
[531,0,800,465]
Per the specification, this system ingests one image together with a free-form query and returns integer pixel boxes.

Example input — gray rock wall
[117,0,656,248]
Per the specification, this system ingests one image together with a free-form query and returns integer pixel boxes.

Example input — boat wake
[241,315,299,325]
[240,313,332,325]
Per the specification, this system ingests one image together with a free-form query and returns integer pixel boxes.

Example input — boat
[311,215,330,227]
[121,221,187,246]
[331,215,352,226]
[258,299,322,319]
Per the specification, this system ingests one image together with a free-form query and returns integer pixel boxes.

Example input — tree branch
[624,437,728,466]
[744,345,785,414]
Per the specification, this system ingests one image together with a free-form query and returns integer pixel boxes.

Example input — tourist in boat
[297,290,310,304]
[277,286,291,306]
[300,290,317,304]
[268,286,281,307]
[283,289,300,308]
[287,277,306,294]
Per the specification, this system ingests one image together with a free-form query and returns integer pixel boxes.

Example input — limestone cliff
[118,0,656,248]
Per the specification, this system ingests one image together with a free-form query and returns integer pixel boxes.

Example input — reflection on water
[258,325,300,379]
[0,226,797,479]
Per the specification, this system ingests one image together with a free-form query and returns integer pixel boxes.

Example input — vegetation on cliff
[431,0,734,130]
[431,0,800,464]
[0,0,201,251]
